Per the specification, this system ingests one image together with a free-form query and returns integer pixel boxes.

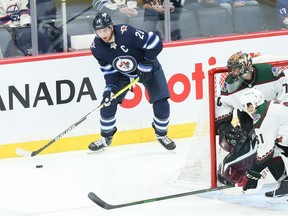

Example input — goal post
[208,66,228,188]
[172,54,288,190]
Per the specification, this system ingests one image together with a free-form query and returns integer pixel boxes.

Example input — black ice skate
[152,122,176,150]
[88,127,117,152]
[265,177,288,198]
[156,134,176,150]
[88,136,113,152]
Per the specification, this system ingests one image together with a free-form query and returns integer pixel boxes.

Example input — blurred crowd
[0,0,287,58]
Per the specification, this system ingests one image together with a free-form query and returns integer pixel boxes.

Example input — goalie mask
[93,12,113,31]
[227,51,253,81]
[240,88,264,117]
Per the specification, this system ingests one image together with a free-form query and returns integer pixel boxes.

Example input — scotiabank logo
[121,58,217,108]
[0,57,218,111]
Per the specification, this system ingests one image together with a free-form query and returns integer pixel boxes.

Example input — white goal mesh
[170,74,212,189]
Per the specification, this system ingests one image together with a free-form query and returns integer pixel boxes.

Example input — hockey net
[172,54,288,190]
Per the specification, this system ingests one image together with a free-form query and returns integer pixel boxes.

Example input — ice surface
[0,138,287,216]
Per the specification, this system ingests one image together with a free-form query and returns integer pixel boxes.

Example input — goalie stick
[16,78,139,157]
[88,185,233,210]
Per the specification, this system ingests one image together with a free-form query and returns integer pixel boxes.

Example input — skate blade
[159,143,176,153]
[265,195,288,204]
[168,149,176,154]
[159,146,176,154]
[87,148,107,154]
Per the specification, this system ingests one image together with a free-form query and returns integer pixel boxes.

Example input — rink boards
[1,31,288,158]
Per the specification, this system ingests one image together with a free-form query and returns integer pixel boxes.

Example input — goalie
[216,51,288,186]
[240,88,288,198]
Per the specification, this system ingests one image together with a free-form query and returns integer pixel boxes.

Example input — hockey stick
[65,5,93,25]
[16,78,139,157]
[88,185,233,210]
[88,167,272,209]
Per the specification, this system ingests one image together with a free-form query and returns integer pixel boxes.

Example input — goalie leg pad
[218,139,257,185]
[219,135,235,153]
[218,163,243,186]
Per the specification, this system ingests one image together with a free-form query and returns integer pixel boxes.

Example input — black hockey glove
[225,126,248,147]
[137,59,153,83]
[102,85,118,107]
[242,168,262,191]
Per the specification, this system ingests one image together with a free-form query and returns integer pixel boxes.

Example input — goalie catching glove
[137,59,153,83]
[102,85,118,107]
[242,168,262,191]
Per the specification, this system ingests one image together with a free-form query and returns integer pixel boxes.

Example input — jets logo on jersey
[271,67,283,77]
[112,56,137,74]
[120,25,128,34]
[7,4,20,21]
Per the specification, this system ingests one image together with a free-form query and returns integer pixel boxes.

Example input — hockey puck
[36,165,43,168]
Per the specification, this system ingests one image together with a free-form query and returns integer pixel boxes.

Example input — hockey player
[88,12,175,152]
[240,88,288,198]
[216,51,288,186]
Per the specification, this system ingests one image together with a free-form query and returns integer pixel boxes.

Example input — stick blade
[16,148,33,157]
[88,192,115,210]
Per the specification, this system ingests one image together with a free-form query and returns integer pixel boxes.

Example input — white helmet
[240,88,264,116]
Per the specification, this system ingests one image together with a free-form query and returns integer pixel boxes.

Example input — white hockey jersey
[215,63,288,126]
[253,100,288,160]
[0,0,31,27]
